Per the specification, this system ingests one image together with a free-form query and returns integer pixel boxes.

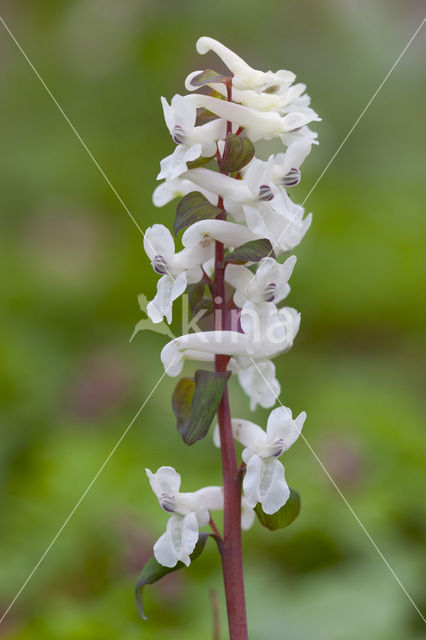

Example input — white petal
[147,273,187,324]
[238,360,280,410]
[242,454,263,508]
[241,499,256,530]
[196,37,254,81]
[194,486,224,513]
[195,37,295,91]
[184,168,253,202]
[154,513,199,567]
[177,512,199,565]
[170,94,197,130]
[143,224,175,263]
[146,466,181,498]
[182,219,261,249]
[153,177,204,208]
[153,527,179,568]
[212,424,221,448]
[230,418,265,449]
[160,96,175,133]
[185,94,283,136]
[269,409,307,451]
[260,459,290,515]
[158,144,201,181]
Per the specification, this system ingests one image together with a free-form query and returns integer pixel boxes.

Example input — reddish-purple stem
[212,78,248,640]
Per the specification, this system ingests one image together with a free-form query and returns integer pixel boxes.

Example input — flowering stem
[215,378,248,639]
[214,209,248,636]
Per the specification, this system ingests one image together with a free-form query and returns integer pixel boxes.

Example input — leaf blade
[172,369,231,445]
[174,192,222,236]
[135,533,212,620]
[225,238,275,264]
[220,134,255,173]
[189,69,232,88]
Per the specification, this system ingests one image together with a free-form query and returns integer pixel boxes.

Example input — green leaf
[129,319,175,342]
[135,533,212,620]
[189,69,232,88]
[186,282,214,317]
[130,294,175,341]
[187,281,206,314]
[254,489,301,531]
[174,192,222,236]
[220,134,255,173]
[186,154,215,170]
[172,369,231,445]
[171,377,195,435]
[225,238,275,264]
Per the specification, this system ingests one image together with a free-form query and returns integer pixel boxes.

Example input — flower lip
[153,255,169,275]
[264,283,276,302]
[159,493,176,513]
[258,184,274,201]
[282,168,301,187]
[172,125,185,144]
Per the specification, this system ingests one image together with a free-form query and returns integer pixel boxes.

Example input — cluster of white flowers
[143,37,318,568]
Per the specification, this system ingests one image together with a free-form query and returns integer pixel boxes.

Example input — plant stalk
[214,222,248,639]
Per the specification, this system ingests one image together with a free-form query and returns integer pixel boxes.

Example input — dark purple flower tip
[264,283,277,302]
[172,125,185,145]
[153,255,169,275]
[282,168,301,187]
[258,184,274,201]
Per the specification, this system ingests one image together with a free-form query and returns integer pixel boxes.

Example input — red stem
[212,79,248,637]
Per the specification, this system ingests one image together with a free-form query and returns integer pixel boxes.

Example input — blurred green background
[0,1,425,638]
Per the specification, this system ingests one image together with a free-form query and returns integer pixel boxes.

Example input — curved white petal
[260,458,290,515]
[266,407,306,451]
[241,499,256,530]
[147,272,187,324]
[195,37,295,92]
[231,418,265,449]
[144,224,175,263]
[184,168,254,202]
[237,360,280,410]
[242,454,263,508]
[182,219,261,249]
[194,486,224,513]
[154,512,199,567]
[158,144,202,181]
[185,94,285,136]
[146,466,181,498]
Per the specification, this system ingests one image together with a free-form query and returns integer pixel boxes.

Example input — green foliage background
[0,1,425,638]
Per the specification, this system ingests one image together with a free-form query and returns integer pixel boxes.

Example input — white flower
[183,167,311,254]
[181,218,261,249]
[214,406,306,514]
[265,140,312,187]
[184,94,313,144]
[194,37,295,92]
[160,303,300,376]
[153,176,217,208]
[144,224,213,323]
[146,466,254,567]
[226,256,296,308]
[237,359,281,411]
[243,190,312,254]
[158,95,226,180]
[146,466,223,567]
